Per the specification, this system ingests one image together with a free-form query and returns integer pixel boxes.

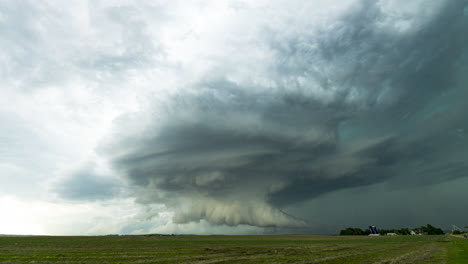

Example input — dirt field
[0,234,465,263]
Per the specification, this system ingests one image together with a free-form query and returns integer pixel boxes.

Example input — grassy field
[0,234,466,263]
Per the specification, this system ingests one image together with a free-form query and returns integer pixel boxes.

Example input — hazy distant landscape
[1,235,467,263]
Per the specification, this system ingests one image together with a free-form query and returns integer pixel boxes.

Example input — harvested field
[0,235,464,263]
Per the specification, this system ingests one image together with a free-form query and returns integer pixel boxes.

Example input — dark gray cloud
[106,82,398,228]
[104,0,468,230]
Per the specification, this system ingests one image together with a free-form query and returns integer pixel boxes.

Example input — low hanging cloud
[103,0,468,229]
[53,163,122,201]
[173,199,307,228]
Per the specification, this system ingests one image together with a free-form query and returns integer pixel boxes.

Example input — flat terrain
[0,234,466,263]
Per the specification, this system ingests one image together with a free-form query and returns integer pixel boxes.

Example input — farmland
[0,234,465,263]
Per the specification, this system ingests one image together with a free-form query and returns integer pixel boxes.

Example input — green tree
[397,228,410,235]
[416,224,444,235]
[339,228,370,236]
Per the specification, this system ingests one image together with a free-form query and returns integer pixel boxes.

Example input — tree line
[339,224,444,235]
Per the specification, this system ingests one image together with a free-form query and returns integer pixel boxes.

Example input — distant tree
[397,228,410,235]
[340,227,359,236]
[340,225,444,236]
[452,230,462,235]
[416,224,444,235]
[339,227,369,236]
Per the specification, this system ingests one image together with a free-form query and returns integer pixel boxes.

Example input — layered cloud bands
[104,0,468,228]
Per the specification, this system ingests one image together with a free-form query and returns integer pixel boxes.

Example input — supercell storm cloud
[103,1,468,229]
[1,0,468,235]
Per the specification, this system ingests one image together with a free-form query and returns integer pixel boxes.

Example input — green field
[0,235,466,263]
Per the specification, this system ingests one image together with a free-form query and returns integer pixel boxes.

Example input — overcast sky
[1,0,468,235]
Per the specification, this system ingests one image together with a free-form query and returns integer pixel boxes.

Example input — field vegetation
[0,234,466,263]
